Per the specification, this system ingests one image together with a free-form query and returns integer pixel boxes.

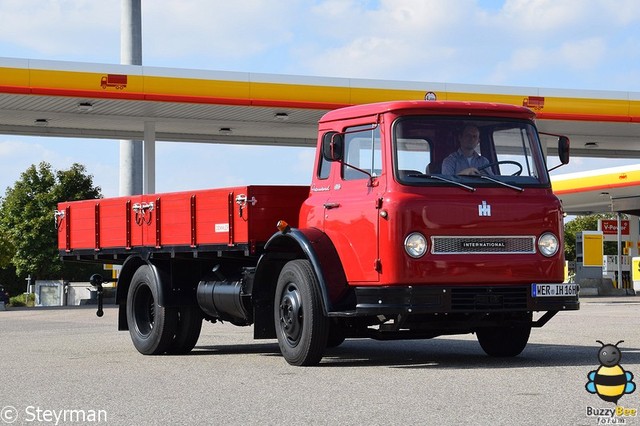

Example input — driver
[441,125,493,176]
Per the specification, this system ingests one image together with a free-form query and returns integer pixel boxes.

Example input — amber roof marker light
[276,220,291,234]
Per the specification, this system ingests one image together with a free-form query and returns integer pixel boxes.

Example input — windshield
[393,116,549,187]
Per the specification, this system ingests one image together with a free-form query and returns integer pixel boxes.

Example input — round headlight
[538,232,559,257]
[405,232,427,258]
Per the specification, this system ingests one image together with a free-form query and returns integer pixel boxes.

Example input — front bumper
[353,285,579,316]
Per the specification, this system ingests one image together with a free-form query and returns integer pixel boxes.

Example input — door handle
[323,202,341,209]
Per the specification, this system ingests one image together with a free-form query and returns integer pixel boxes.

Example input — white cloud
[297,0,477,81]
[142,1,297,64]
[0,1,118,60]
[558,38,607,71]
[153,142,312,195]
[500,0,586,32]
[294,0,640,89]
[0,137,118,198]
[0,0,637,90]
[489,37,607,85]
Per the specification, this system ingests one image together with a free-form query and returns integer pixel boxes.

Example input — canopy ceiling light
[77,102,94,112]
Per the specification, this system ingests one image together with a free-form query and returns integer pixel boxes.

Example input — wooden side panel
[64,200,96,250]
[58,186,310,252]
[140,187,250,247]
[99,196,142,248]
[193,188,243,246]
[143,191,195,247]
[56,203,70,251]
[247,186,310,242]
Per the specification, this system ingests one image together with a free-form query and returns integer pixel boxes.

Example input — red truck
[57,100,577,366]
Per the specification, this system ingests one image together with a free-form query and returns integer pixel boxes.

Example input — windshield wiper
[473,175,524,192]
[408,174,476,192]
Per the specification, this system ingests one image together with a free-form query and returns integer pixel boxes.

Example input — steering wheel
[477,160,523,176]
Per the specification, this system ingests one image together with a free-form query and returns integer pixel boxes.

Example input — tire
[274,259,329,366]
[166,306,203,355]
[126,265,178,355]
[476,323,531,357]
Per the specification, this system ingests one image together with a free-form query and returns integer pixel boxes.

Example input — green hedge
[9,293,35,307]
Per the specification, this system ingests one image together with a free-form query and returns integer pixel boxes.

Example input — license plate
[532,283,578,297]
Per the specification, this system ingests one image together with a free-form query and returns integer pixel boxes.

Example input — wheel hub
[133,283,155,336]
[279,283,303,344]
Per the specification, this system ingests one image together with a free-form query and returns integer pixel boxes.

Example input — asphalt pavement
[1,297,639,425]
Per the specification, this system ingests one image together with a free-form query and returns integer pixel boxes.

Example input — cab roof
[319,100,537,123]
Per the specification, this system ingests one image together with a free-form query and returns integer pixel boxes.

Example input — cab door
[322,125,384,283]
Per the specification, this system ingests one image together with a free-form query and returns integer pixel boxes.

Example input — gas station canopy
[0,56,639,213]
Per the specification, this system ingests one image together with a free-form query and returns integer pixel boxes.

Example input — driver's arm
[457,167,481,176]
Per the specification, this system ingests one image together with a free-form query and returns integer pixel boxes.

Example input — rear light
[404,232,427,258]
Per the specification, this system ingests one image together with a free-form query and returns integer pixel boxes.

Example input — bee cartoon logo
[585,340,636,404]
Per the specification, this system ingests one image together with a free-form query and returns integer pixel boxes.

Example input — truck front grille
[431,236,535,254]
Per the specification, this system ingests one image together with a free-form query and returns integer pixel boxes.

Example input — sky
[0,0,639,197]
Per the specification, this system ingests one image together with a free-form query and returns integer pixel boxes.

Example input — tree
[0,162,102,280]
[0,225,14,268]
[0,226,20,297]
[564,213,622,261]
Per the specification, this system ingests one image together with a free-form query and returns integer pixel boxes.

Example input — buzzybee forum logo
[584,341,637,423]
[586,341,636,403]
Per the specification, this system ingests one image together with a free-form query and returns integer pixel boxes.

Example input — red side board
[57,186,310,252]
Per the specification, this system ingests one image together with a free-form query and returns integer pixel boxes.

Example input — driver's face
[460,126,480,150]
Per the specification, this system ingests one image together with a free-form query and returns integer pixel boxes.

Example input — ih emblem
[478,201,491,217]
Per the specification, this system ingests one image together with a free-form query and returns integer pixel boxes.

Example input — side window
[492,127,537,178]
[317,132,333,180]
[343,125,381,180]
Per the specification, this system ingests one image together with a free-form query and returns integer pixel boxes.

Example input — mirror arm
[547,163,565,173]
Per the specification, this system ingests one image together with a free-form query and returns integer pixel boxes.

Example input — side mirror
[540,132,570,172]
[322,132,344,162]
[558,136,570,165]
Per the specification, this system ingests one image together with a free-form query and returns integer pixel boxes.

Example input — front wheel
[126,265,178,355]
[274,260,329,366]
[326,320,346,348]
[476,322,531,357]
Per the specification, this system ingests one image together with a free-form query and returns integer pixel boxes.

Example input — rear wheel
[274,259,329,366]
[127,265,177,355]
[476,322,531,357]
[167,305,203,355]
